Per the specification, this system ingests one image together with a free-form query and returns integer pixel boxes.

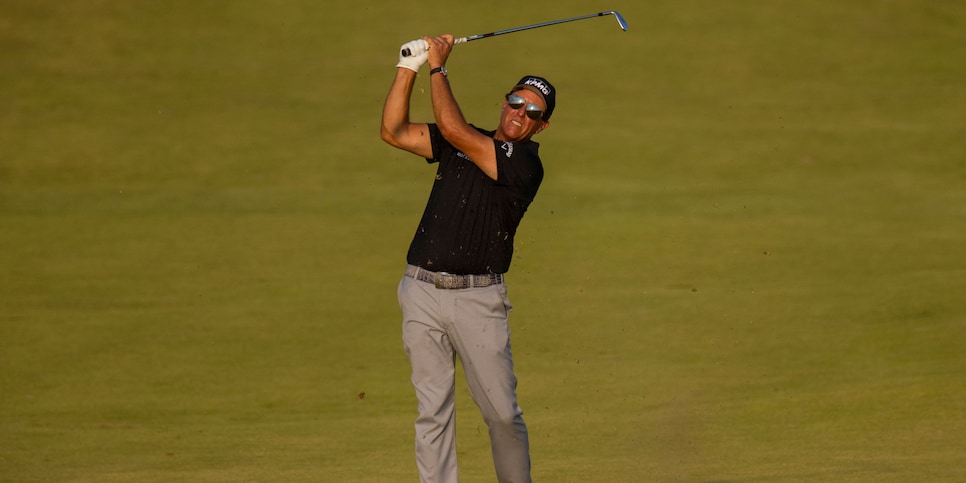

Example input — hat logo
[523,78,551,97]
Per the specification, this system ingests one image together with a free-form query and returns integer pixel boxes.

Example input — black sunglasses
[505,93,544,120]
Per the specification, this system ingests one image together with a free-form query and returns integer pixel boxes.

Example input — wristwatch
[430,66,448,77]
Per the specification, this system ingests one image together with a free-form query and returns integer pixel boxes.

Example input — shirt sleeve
[494,139,544,202]
[424,123,443,164]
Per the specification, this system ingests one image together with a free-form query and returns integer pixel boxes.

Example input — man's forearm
[429,71,468,138]
[381,68,417,143]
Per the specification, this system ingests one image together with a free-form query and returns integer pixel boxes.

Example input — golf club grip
[400,37,468,57]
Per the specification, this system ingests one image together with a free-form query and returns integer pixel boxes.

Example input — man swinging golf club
[381,34,554,483]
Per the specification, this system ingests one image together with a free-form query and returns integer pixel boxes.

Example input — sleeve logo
[501,142,514,158]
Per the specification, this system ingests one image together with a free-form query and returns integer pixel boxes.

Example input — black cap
[510,75,556,121]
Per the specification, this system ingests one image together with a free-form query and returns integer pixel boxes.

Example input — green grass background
[2,1,965,481]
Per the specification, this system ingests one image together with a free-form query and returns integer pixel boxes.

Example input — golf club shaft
[401,11,627,57]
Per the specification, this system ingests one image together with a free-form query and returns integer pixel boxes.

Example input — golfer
[381,34,554,483]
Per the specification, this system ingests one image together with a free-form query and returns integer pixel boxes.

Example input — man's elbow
[436,122,466,146]
[380,124,399,147]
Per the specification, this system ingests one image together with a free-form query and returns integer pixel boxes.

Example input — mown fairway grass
[2,1,965,481]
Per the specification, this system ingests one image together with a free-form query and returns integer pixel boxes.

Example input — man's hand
[424,35,455,69]
[396,39,429,72]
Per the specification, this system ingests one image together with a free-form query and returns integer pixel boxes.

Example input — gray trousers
[398,271,531,483]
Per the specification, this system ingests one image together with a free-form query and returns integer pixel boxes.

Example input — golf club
[401,11,628,57]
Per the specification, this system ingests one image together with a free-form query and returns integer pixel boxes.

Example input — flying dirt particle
[358,392,366,400]
[691,288,698,292]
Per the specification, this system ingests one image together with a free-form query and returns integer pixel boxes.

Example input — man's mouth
[511,120,522,127]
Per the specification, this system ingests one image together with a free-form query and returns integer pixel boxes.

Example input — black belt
[405,265,504,290]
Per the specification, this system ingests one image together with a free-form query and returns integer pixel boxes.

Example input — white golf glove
[396,39,429,72]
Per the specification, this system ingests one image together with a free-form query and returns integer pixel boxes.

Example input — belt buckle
[434,272,451,289]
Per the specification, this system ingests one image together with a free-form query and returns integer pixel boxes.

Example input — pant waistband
[404,265,504,290]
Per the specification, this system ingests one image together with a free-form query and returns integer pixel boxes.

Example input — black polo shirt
[407,123,544,275]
